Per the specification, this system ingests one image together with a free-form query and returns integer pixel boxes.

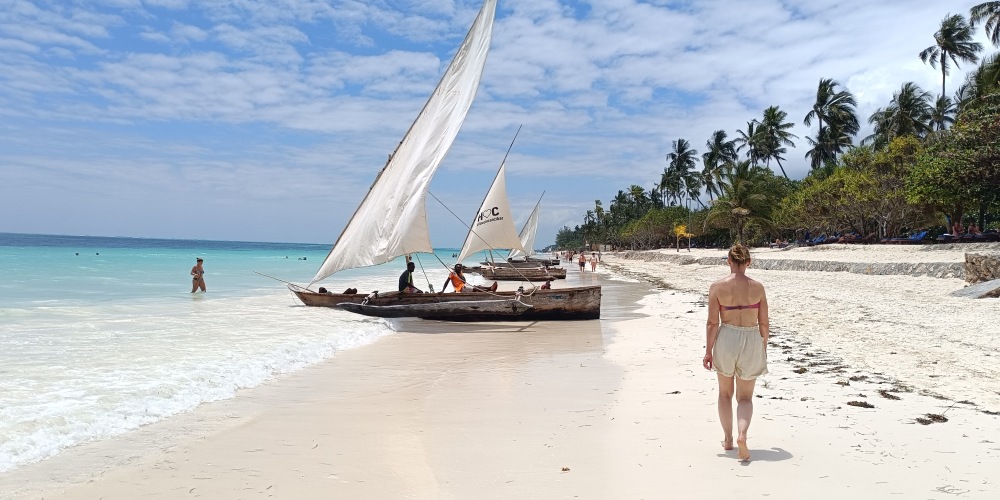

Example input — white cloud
[0,0,993,245]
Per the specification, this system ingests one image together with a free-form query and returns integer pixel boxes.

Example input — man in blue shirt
[398,261,423,293]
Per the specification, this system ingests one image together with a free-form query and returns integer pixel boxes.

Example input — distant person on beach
[702,243,769,462]
[953,221,965,235]
[398,261,423,293]
[590,252,598,271]
[441,264,498,293]
[578,252,586,271]
[190,258,206,293]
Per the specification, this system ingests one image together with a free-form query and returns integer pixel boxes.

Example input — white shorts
[713,324,768,380]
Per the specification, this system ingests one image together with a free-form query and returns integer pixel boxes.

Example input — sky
[0,0,993,248]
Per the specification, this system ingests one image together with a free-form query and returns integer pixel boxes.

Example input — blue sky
[0,0,990,247]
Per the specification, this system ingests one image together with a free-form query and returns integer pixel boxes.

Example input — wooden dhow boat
[288,0,601,321]
[469,193,566,277]
[463,265,567,280]
[294,286,600,321]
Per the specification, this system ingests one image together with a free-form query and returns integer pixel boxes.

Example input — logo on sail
[477,206,503,226]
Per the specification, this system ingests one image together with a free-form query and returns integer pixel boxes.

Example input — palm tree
[864,82,934,149]
[758,105,798,179]
[919,14,983,98]
[733,121,763,167]
[804,124,853,174]
[929,95,958,131]
[628,184,650,218]
[804,78,860,155]
[701,130,736,201]
[658,166,681,206]
[971,2,1000,46]
[663,138,699,206]
[704,161,777,243]
[955,51,1000,110]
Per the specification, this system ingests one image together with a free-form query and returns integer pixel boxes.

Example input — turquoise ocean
[0,233,485,474]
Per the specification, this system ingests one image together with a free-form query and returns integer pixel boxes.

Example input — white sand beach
[3,244,999,499]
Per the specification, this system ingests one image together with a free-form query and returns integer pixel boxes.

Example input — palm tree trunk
[775,157,789,180]
[940,55,946,98]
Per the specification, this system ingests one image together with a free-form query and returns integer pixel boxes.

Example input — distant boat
[470,193,565,275]
[289,0,600,321]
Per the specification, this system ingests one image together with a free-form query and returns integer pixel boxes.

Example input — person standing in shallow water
[191,258,206,293]
[702,243,769,462]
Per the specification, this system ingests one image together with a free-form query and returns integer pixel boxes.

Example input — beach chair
[806,235,827,246]
[896,230,929,244]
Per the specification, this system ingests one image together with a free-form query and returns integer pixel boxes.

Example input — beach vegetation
[704,161,784,243]
[910,94,1000,229]
[556,3,1000,251]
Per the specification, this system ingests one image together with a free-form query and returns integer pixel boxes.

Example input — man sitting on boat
[441,264,498,293]
[398,261,424,293]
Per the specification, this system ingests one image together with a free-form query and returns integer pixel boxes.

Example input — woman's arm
[758,287,770,347]
[704,284,721,370]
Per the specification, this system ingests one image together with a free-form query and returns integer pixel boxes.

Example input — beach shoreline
[3,245,999,499]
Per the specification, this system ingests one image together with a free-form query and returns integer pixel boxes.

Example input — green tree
[702,130,737,201]
[733,121,764,167]
[955,51,1000,110]
[804,125,853,176]
[804,78,860,169]
[704,161,780,243]
[910,94,1000,228]
[804,78,861,139]
[758,105,798,179]
[971,2,1000,46]
[663,138,700,206]
[919,14,983,98]
[865,82,934,149]
[930,95,958,131]
[783,138,935,239]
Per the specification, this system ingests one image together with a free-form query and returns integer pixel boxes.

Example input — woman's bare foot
[736,437,750,461]
[722,437,734,450]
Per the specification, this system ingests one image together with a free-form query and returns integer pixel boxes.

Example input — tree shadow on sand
[717,447,793,463]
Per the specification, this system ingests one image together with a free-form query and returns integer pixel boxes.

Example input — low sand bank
[3,259,998,499]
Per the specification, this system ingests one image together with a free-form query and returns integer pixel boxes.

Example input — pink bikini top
[720,302,760,311]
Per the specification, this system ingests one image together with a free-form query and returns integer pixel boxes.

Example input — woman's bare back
[711,274,766,327]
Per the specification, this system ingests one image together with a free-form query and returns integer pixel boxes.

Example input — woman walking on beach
[702,244,768,461]
[191,258,206,293]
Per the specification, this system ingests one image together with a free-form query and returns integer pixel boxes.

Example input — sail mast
[455,128,527,264]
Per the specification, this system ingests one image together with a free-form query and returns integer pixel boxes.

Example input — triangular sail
[310,0,497,285]
[507,193,543,260]
[456,162,526,263]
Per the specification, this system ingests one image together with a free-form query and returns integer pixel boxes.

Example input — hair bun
[728,243,751,265]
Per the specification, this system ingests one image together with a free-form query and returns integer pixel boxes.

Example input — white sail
[507,194,542,260]
[310,0,497,285]
[456,162,526,263]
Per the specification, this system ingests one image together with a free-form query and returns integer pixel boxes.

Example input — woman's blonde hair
[728,243,751,266]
